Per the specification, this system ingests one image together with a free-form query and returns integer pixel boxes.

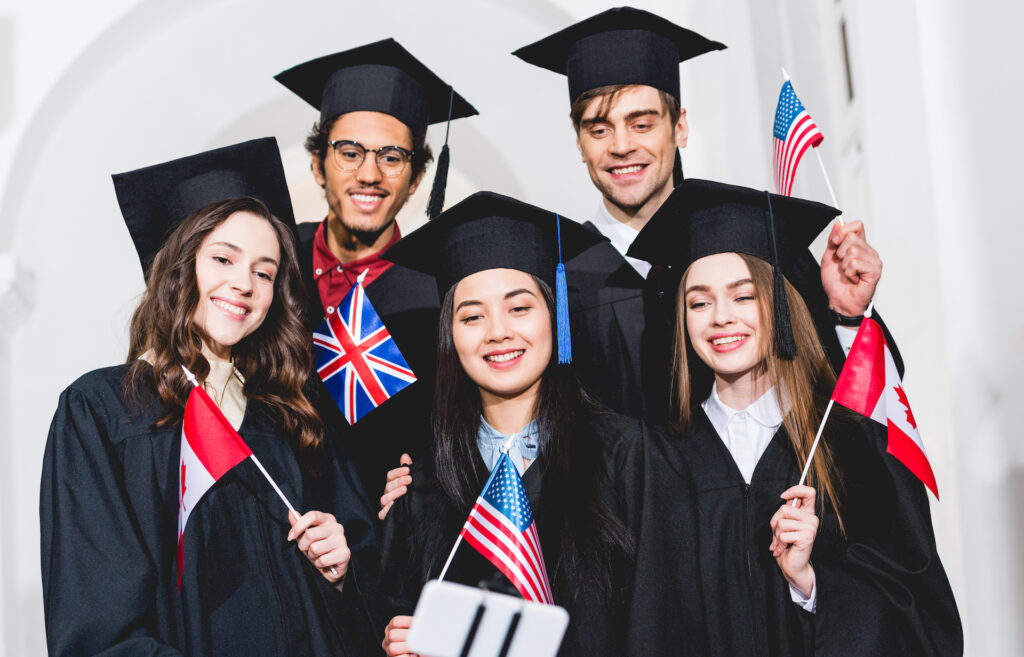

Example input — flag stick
[438,534,465,582]
[181,365,337,577]
[813,148,843,226]
[792,300,874,503]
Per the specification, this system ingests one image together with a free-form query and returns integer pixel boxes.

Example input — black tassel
[672,149,684,187]
[764,192,797,359]
[426,143,449,219]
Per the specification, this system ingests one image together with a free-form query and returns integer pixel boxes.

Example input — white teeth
[213,299,247,316]
[611,165,644,175]
[485,350,524,363]
[351,194,382,203]
[711,336,745,346]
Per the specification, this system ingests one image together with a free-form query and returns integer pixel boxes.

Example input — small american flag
[773,80,824,196]
[459,451,554,604]
[312,280,416,424]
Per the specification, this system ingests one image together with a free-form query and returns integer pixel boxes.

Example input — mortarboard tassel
[426,88,455,219]
[764,192,797,359]
[672,149,684,188]
[555,214,572,364]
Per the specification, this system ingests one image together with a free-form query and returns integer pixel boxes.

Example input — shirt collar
[589,202,652,278]
[311,218,402,280]
[702,382,784,435]
[476,416,542,475]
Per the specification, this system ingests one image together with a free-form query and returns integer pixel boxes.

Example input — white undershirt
[589,202,652,278]
[702,383,817,612]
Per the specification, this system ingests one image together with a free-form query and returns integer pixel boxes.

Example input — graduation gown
[40,364,382,657]
[297,220,440,509]
[379,412,644,657]
[626,409,961,657]
[566,221,905,422]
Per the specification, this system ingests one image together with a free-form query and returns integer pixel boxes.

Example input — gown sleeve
[40,386,185,657]
[813,417,962,656]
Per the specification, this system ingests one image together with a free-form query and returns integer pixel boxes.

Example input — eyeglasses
[327,140,414,177]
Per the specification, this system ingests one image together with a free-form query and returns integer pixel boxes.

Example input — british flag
[312,281,417,424]
[459,451,554,604]
[773,79,824,196]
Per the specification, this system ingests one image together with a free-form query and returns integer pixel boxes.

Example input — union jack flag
[312,281,416,424]
[773,80,824,196]
[459,451,554,604]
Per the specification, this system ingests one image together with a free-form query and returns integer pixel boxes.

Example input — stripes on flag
[772,80,824,196]
[458,452,554,604]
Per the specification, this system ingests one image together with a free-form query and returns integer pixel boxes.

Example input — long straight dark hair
[431,274,633,602]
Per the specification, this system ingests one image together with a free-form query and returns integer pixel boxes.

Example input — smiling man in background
[276,39,477,505]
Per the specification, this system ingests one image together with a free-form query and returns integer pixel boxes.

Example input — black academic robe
[297,220,440,511]
[379,412,644,657]
[40,364,382,657]
[567,221,905,423]
[626,409,961,657]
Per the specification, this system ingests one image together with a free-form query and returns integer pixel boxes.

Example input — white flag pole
[792,299,874,504]
[181,365,338,577]
[780,68,845,226]
[437,535,465,582]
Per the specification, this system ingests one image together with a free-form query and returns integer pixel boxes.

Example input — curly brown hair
[124,197,324,457]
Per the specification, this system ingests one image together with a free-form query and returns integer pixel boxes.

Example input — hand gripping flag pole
[178,366,337,577]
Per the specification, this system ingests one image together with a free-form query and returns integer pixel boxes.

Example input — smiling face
[575,85,688,217]
[312,110,423,236]
[450,269,553,404]
[191,211,281,361]
[683,252,769,390]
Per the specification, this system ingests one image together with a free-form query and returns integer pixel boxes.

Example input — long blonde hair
[669,253,844,527]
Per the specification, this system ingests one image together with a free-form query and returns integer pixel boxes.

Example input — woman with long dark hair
[376,192,645,657]
[624,179,961,656]
[40,139,379,657]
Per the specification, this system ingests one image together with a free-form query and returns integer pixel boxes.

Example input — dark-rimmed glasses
[327,140,414,177]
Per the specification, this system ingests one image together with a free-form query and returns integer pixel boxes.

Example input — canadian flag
[831,317,938,499]
[178,384,253,587]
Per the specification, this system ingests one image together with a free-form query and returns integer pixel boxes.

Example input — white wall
[2,0,1018,654]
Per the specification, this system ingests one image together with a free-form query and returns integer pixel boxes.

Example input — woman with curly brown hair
[40,139,380,657]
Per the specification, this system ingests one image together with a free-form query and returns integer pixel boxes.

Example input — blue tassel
[556,262,571,364]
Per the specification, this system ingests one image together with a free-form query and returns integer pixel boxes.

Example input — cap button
[326,306,334,314]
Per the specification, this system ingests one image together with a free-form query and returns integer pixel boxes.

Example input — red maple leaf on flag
[180,461,188,512]
[894,385,917,429]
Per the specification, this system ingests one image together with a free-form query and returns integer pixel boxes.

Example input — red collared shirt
[311,219,402,313]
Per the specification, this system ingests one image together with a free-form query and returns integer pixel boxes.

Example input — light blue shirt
[476,417,541,475]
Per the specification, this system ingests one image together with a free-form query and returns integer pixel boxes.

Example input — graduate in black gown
[623,179,962,656]
[375,192,650,657]
[40,139,381,657]
[514,8,900,421]
[275,40,478,507]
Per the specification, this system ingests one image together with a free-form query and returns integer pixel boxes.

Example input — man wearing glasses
[276,39,476,506]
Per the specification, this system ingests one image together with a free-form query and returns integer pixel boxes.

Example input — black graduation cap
[512,6,726,103]
[383,191,607,363]
[112,137,296,277]
[275,38,478,219]
[627,178,840,359]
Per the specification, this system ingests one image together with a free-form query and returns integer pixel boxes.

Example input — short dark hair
[304,114,434,182]
[569,84,681,133]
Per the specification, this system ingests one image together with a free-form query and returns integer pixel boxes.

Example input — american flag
[459,451,554,604]
[312,280,416,424]
[773,80,824,196]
